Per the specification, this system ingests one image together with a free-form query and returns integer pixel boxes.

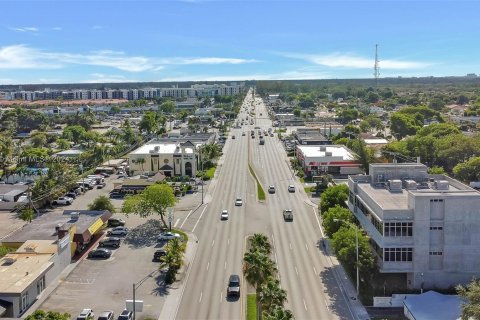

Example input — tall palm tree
[262,306,294,320]
[250,234,272,255]
[243,250,277,319]
[0,134,13,179]
[259,277,287,314]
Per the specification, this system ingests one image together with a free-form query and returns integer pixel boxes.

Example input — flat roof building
[347,163,480,290]
[296,145,362,177]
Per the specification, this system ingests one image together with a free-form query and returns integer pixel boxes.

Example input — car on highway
[288,185,295,193]
[157,232,181,242]
[107,227,128,236]
[76,309,94,320]
[242,132,246,136]
[283,209,293,221]
[52,196,73,205]
[227,274,240,297]
[153,249,166,262]
[97,311,114,320]
[117,310,133,320]
[232,135,236,139]
[98,237,121,248]
[107,217,126,227]
[235,197,243,206]
[88,248,112,259]
[268,185,275,194]
[221,209,229,220]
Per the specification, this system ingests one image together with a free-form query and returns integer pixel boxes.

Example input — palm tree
[244,250,277,318]
[263,306,294,320]
[136,158,146,172]
[250,234,272,255]
[160,238,183,284]
[259,277,287,314]
[19,208,35,223]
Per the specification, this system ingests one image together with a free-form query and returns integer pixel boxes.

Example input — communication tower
[374,44,380,86]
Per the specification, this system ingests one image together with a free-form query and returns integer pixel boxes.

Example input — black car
[97,183,106,189]
[227,274,241,297]
[107,217,126,227]
[109,192,124,199]
[88,248,112,259]
[117,310,132,320]
[153,249,166,262]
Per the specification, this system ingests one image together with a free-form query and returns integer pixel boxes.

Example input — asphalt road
[176,90,356,320]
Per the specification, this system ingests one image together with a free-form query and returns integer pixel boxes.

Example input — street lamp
[131,270,157,320]
[334,218,359,297]
[167,207,174,231]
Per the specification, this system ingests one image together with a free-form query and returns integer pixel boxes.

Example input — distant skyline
[1,0,479,84]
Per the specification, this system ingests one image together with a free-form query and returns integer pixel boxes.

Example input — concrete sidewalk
[158,232,198,320]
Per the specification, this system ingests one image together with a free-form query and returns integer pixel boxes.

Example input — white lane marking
[313,266,317,275]
[220,291,223,302]
[303,299,308,311]
[206,262,210,271]
[295,266,299,276]
[274,251,278,265]
[323,298,330,312]
[271,233,276,248]
[224,261,227,270]
[174,218,180,228]
[289,242,292,250]
[192,205,209,233]
[312,207,325,238]
[199,292,203,303]
[180,209,193,228]
[228,238,230,246]
[305,243,309,252]
[211,240,215,247]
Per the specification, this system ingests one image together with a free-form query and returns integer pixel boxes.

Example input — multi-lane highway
[176,89,355,320]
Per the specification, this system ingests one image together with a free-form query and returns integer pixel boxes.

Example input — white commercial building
[348,163,480,290]
[128,141,198,177]
[296,145,362,177]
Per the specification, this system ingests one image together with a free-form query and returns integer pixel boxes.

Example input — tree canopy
[88,195,116,212]
[319,184,349,214]
[25,310,70,320]
[457,278,480,320]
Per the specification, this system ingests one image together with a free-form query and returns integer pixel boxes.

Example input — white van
[87,175,105,185]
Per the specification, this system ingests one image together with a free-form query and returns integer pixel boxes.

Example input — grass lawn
[248,163,266,201]
[206,166,216,179]
[246,294,257,320]
[304,186,315,193]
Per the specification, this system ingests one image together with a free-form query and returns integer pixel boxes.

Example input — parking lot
[40,213,170,319]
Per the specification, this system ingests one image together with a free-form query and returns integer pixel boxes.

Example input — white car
[235,197,243,206]
[221,210,229,220]
[52,196,73,205]
[76,309,94,320]
[288,185,295,193]
[157,232,181,241]
[107,227,128,236]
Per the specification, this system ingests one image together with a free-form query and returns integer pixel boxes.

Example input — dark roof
[159,164,173,170]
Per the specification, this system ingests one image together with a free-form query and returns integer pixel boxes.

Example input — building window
[20,291,29,313]
[384,222,413,237]
[429,251,443,255]
[384,248,413,262]
[430,226,443,230]
[371,215,384,235]
[37,276,45,295]
[430,199,444,202]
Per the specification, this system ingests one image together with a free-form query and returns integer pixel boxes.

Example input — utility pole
[374,44,380,87]
[133,283,136,320]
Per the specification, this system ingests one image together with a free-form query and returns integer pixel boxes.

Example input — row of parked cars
[52,173,109,205]
[77,309,133,320]
[87,218,127,259]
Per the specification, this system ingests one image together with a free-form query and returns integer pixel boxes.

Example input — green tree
[428,166,446,174]
[122,184,176,227]
[347,139,373,174]
[31,133,47,148]
[293,108,301,117]
[0,245,15,258]
[453,156,480,182]
[88,195,116,212]
[259,277,287,314]
[263,306,294,320]
[322,206,354,237]
[63,125,87,144]
[0,134,14,178]
[429,98,445,111]
[56,138,70,150]
[139,111,159,135]
[160,237,184,283]
[160,100,176,114]
[25,310,70,320]
[250,234,272,255]
[457,278,480,320]
[390,113,421,139]
[19,208,35,223]
[457,95,469,105]
[319,184,349,214]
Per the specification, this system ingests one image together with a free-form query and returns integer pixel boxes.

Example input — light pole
[167,207,174,232]
[334,219,360,297]
[131,270,156,320]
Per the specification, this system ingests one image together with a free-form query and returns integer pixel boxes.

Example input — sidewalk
[158,232,198,320]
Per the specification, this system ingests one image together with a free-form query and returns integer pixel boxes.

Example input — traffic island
[248,163,266,201]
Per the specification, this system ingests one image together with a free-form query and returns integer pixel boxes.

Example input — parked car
[268,185,275,194]
[88,248,112,259]
[65,192,77,199]
[97,311,114,320]
[99,172,110,178]
[76,309,94,320]
[232,135,236,139]
[52,196,73,205]
[227,274,241,297]
[109,192,124,199]
[108,217,126,227]
[153,249,166,262]
[117,310,132,320]
[98,237,121,248]
[235,197,243,206]
[221,209,229,220]
[242,132,246,136]
[107,227,128,236]
[288,185,295,193]
[157,232,181,242]
[97,182,106,189]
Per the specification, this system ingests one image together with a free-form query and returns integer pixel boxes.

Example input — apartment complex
[1,83,245,102]
[347,163,480,290]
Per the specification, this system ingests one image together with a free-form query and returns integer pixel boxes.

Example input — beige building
[0,239,71,317]
[128,141,198,177]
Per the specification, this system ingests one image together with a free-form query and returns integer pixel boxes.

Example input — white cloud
[92,25,104,30]
[0,44,256,72]
[52,27,62,31]
[284,52,430,69]
[10,27,38,32]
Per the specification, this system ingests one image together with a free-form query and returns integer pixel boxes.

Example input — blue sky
[0,0,479,84]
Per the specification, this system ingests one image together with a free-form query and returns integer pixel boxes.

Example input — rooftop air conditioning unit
[320,146,327,151]
[434,180,449,190]
[325,151,332,157]
[403,179,418,190]
[70,212,80,220]
[4,257,17,264]
[387,179,403,192]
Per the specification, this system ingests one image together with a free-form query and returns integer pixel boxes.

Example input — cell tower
[374,44,380,87]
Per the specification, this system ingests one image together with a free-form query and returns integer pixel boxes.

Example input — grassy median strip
[248,163,266,201]
[246,294,257,320]
[206,166,216,179]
